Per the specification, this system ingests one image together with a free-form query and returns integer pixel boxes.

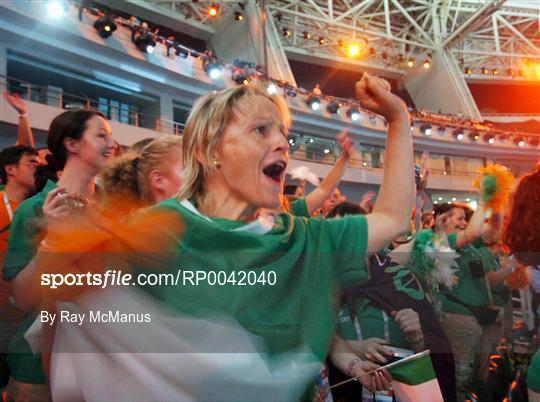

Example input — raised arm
[454,202,485,249]
[483,211,503,245]
[304,130,353,214]
[358,74,414,252]
[3,92,35,148]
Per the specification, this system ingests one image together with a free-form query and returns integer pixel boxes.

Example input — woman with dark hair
[503,166,540,267]
[503,165,540,402]
[3,109,115,401]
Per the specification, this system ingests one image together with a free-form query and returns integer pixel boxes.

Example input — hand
[42,188,88,228]
[359,191,376,214]
[434,211,451,234]
[348,338,393,364]
[350,360,393,392]
[3,91,27,115]
[355,73,408,123]
[392,309,422,343]
[336,129,354,159]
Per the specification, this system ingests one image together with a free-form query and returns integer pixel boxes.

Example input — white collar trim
[179,199,274,235]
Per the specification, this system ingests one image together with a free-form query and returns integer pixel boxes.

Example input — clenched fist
[355,73,408,123]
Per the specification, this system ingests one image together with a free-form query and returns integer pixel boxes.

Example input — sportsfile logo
[41,269,278,289]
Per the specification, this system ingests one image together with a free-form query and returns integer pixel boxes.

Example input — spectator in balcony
[312,84,322,96]
[290,130,354,218]
[202,49,217,70]
[2,92,36,151]
[3,109,116,402]
[0,145,39,388]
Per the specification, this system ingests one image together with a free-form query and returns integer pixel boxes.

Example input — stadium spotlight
[306,96,321,111]
[47,0,68,17]
[423,59,431,69]
[205,63,223,80]
[234,11,244,21]
[303,31,311,40]
[514,137,526,147]
[468,132,480,142]
[420,124,432,136]
[407,58,415,68]
[267,83,277,95]
[453,129,465,141]
[233,72,251,85]
[94,15,117,38]
[318,37,325,45]
[465,67,473,75]
[346,108,360,121]
[134,33,156,54]
[347,43,360,57]
[208,4,219,17]
[484,134,495,144]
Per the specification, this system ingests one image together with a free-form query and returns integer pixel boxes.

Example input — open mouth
[262,160,287,184]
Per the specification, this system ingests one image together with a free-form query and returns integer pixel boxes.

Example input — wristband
[406,331,424,345]
[346,358,362,377]
[18,113,28,118]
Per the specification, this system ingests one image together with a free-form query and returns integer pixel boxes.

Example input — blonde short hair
[177,85,290,202]
[101,136,182,218]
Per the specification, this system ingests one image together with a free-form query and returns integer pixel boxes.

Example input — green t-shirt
[290,198,309,218]
[3,180,57,384]
[135,199,369,360]
[529,351,540,393]
[336,300,408,348]
[438,233,492,316]
[477,248,510,307]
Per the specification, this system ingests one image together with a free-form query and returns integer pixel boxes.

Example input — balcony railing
[0,76,502,178]
[1,75,185,135]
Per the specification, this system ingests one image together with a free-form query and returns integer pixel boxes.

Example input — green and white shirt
[135,198,369,360]
[437,233,493,315]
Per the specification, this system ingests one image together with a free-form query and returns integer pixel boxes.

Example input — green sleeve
[529,351,540,393]
[471,236,486,249]
[290,198,310,218]
[447,233,458,250]
[3,199,43,280]
[326,215,369,287]
[447,232,485,250]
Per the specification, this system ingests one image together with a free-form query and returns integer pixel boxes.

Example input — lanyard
[353,307,390,342]
[2,192,13,222]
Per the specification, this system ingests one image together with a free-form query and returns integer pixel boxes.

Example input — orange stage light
[348,43,360,57]
[208,4,219,17]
